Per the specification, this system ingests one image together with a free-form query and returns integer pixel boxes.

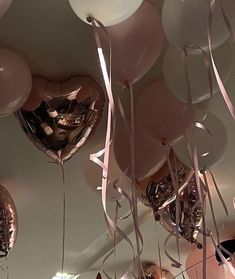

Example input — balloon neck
[86,15,93,23]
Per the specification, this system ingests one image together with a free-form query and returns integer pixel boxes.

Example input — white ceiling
[0,0,235,279]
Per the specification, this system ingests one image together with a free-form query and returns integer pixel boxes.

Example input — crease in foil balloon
[208,0,235,120]
[90,18,138,279]
[16,76,105,163]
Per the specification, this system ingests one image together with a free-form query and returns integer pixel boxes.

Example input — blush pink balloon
[114,123,166,180]
[0,0,12,18]
[22,78,43,111]
[0,49,32,117]
[103,0,164,85]
[136,81,192,144]
[186,244,235,279]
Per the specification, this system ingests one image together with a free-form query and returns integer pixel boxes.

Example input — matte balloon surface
[137,81,192,144]
[114,122,166,180]
[0,49,32,117]
[68,0,143,26]
[102,1,164,84]
[163,40,233,103]
[173,113,227,169]
[162,0,230,50]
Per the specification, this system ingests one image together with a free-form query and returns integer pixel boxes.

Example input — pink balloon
[0,0,12,18]
[22,78,43,111]
[186,244,234,279]
[114,122,166,180]
[0,49,32,117]
[103,0,164,85]
[136,81,192,144]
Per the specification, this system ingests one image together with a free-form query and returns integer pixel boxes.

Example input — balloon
[163,39,233,104]
[102,1,164,84]
[68,0,143,26]
[114,122,166,181]
[162,0,230,50]
[159,175,206,247]
[0,49,32,117]
[15,76,105,163]
[142,262,174,279]
[186,243,235,279]
[22,78,44,111]
[136,81,192,144]
[0,0,12,18]
[0,184,18,258]
[84,143,124,201]
[173,113,227,170]
[36,76,101,100]
[137,151,191,212]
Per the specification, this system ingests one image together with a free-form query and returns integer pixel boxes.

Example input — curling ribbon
[90,19,137,279]
[117,90,146,278]
[208,0,235,120]
[182,46,208,279]
[128,83,145,278]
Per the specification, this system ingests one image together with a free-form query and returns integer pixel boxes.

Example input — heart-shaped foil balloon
[0,184,18,258]
[159,175,206,248]
[16,76,105,163]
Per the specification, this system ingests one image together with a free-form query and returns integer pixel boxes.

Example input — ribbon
[182,45,208,279]
[90,20,139,279]
[164,234,181,268]
[208,0,235,120]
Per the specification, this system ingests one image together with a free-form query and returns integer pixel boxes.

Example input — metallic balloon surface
[0,184,18,258]
[16,76,105,163]
[137,152,190,212]
[159,175,206,247]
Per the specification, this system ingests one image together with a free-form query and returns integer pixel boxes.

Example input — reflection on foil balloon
[137,152,192,213]
[142,262,174,279]
[15,76,105,163]
[159,175,206,248]
[0,184,18,258]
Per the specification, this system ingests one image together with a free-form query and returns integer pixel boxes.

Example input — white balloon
[173,113,227,170]
[68,0,143,26]
[163,39,233,103]
[0,0,12,18]
[162,0,230,50]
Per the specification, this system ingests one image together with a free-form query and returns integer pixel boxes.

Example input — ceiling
[0,0,235,279]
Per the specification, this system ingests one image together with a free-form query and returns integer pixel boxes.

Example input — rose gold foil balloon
[137,151,190,212]
[0,184,18,258]
[159,175,206,248]
[0,49,32,117]
[15,76,105,163]
[22,78,44,112]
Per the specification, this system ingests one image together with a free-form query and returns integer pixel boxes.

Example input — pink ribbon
[208,0,235,120]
